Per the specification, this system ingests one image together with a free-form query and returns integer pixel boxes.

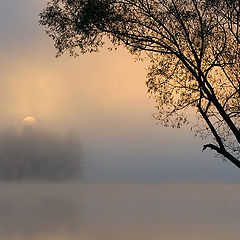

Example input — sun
[23,116,37,126]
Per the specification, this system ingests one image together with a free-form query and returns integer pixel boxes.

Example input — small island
[0,117,83,181]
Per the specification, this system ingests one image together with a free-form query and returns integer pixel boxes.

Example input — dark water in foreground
[0,183,239,240]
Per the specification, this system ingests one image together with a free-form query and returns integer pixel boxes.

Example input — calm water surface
[0,183,239,240]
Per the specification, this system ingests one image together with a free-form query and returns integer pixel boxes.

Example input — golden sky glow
[0,0,239,183]
[0,48,149,130]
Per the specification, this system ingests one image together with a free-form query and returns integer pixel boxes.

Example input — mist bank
[0,126,83,181]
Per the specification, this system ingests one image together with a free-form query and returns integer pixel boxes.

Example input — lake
[0,183,239,240]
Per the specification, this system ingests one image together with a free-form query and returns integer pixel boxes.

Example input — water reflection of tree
[0,126,83,180]
[40,0,240,167]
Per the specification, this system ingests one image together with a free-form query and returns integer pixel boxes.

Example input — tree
[0,126,83,181]
[40,0,240,167]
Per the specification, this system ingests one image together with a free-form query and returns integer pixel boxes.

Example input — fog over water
[0,183,240,240]
[0,0,239,184]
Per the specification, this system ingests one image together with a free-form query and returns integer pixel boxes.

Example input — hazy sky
[0,0,240,183]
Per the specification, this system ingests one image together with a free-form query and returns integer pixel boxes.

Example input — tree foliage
[40,0,240,167]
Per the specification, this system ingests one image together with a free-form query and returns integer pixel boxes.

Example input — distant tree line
[0,126,83,181]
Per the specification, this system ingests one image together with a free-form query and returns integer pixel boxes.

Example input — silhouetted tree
[40,0,240,167]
